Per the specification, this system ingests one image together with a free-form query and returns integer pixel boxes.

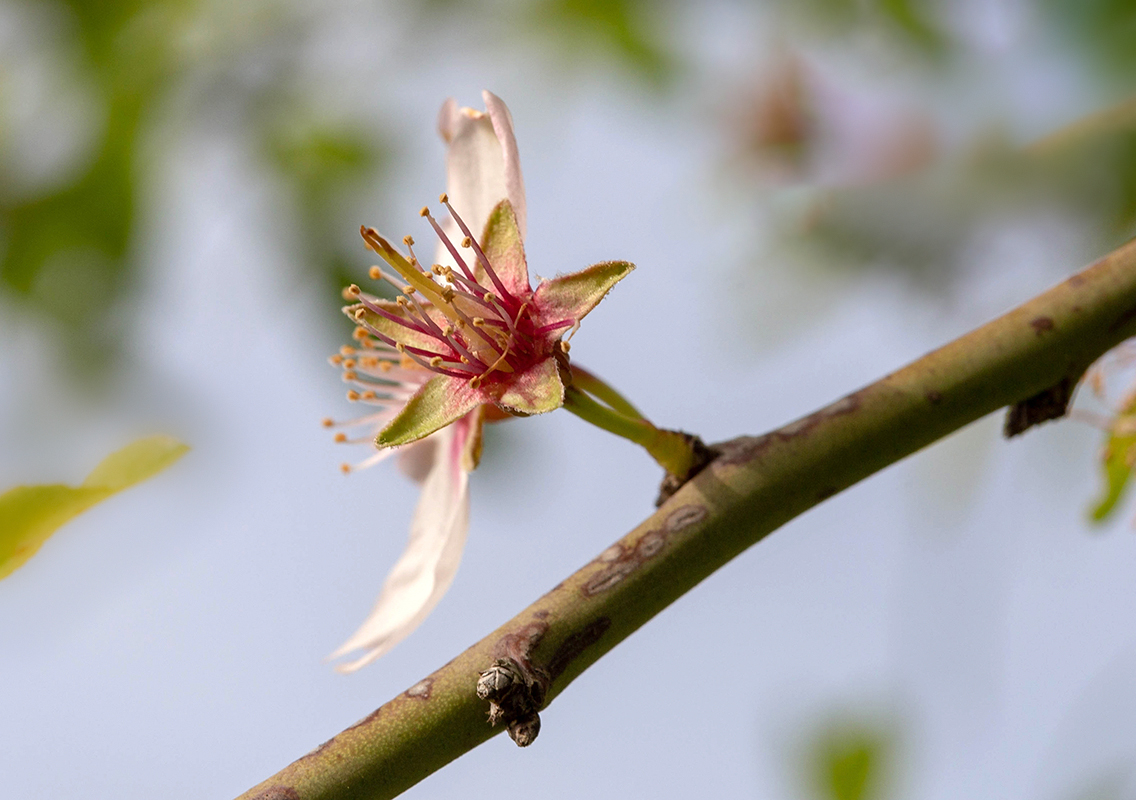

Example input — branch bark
[237,237,1136,800]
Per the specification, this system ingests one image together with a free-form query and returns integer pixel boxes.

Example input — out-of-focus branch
[237,237,1136,800]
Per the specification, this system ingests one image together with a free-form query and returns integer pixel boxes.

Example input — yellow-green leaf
[1091,401,1136,522]
[0,435,189,580]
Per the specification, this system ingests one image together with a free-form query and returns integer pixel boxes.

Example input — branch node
[1004,374,1079,437]
[477,657,549,746]
[656,433,720,506]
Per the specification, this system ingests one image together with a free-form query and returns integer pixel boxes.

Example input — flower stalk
[562,383,699,480]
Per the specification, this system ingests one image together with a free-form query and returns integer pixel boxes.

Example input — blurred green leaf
[1090,394,1136,521]
[0,435,189,580]
[526,0,675,84]
[775,0,947,55]
[0,0,188,375]
[259,107,389,304]
[1042,0,1136,78]
[806,720,893,800]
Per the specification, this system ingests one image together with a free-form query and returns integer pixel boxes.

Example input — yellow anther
[346,284,361,297]
[432,264,444,275]
[340,346,356,356]
[461,237,472,248]
[403,235,415,246]
[483,292,496,303]
[441,287,455,302]
[321,418,334,428]
[460,356,470,364]
[361,357,379,368]
[361,390,376,400]
[340,463,351,474]
[353,308,366,321]
[442,325,455,337]
[419,206,429,217]
[559,340,571,353]
[403,285,416,295]
[472,317,486,326]
[439,192,449,203]
[329,354,344,365]
[343,371,357,381]
[430,356,443,367]
[396,342,406,352]
[379,361,393,372]
[470,375,482,389]
[343,359,356,369]
[396,297,409,307]
[353,327,368,340]
[334,432,347,443]
[369,266,382,280]
[346,390,361,401]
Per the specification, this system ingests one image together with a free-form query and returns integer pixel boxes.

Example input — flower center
[346,195,563,390]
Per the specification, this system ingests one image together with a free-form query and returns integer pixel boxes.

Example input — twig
[237,237,1136,800]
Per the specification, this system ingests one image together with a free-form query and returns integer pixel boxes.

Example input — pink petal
[436,107,507,271]
[330,420,473,671]
[482,90,526,239]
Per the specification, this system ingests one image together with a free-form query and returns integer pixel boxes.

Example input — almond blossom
[324,91,631,671]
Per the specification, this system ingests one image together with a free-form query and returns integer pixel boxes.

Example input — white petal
[397,436,437,484]
[436,97,459,144]
[434,102,508,270]
[330,422,472,671]
[482,90,526,239]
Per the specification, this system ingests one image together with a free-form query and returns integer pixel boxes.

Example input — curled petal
[435,93,527,270]
[483,90,526,238]
[330,421,473,672]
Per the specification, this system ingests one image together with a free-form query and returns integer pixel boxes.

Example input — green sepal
[532,260,634,330]
[376,374,481,448]
[479,199,530,299]
[498,357,565,416]
[0,435,189,580]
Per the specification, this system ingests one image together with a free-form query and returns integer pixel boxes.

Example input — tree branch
[237,237,1136,800]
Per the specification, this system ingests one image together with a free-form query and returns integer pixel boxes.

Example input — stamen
[422,207,478,283]
[341,464,351,474]
[560,340,571,353]
[340,346,356,356]
[342,359,356,369]
[334,433,347,443]
[441,197,516,303]
[329,354,343,366]
[536,319,575,336]
[347,390,361,401]
[321,418,334,428]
